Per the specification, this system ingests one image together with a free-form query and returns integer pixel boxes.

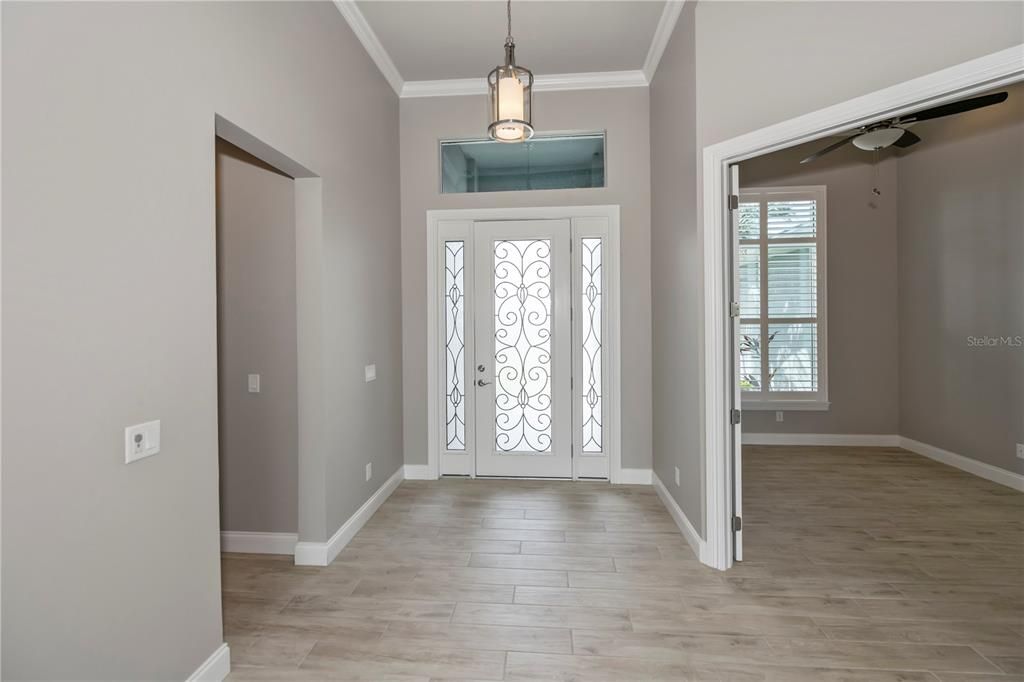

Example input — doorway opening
[425,206,623,482]
[215,137,300,552]
[703,46,1024,570]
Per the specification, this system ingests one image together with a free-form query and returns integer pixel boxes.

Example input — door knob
[476,379,492,387]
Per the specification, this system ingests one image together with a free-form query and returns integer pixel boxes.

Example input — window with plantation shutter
[738,186,829,410]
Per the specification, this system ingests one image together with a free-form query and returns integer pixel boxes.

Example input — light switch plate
[1017,443,1024,460]
[364,364,377,382]
[775,411,784,422]
[125,420,161,464]
[674,467,680,487]
[248,374,261,393]
[365,462,373,481]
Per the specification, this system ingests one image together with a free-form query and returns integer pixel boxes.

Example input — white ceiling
[354,1,668,82]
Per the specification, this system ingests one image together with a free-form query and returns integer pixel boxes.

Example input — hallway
[222,448,1024,680]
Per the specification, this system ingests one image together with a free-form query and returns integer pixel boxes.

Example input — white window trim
[738,185,829,411]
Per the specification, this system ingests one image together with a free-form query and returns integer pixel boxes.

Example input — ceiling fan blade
[901,92,1008,124]
[799,134,859,164]
[893,129,921,148]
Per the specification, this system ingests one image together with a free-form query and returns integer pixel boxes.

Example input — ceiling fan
[799,91,1008,164]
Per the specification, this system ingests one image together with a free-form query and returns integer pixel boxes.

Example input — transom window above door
[440,133,605,194]
[737,186,829,410]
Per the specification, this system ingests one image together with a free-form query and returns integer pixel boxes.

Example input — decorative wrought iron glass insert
[444,241,466,450]
[493,239,553,452]
[441,133,605,194]
[580,237,603,452]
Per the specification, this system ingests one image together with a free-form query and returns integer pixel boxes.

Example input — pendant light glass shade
[487,4,533,143]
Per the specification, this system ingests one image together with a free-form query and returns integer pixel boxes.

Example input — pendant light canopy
[487,0,534,143]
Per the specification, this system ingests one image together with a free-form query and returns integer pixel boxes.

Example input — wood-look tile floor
[223,446,1024,681]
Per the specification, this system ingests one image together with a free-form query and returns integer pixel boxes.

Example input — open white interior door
[729,163,744,562]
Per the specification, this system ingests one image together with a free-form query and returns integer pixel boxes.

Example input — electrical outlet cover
[125,420,161,464]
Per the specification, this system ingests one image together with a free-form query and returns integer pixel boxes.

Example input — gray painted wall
[650,2,703,533]
[2,2,401,679]
[216,140,299,534]
[651,0,1023,536]
[898,83,1024,473]
[739,146,900,436]
[400,88,653,470]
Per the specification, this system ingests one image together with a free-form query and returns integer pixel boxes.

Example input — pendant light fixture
[487,0,534,143]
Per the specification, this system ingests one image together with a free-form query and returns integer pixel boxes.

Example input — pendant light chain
[487,0,533,142]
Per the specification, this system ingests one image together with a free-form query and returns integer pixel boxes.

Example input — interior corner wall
[216,140,299,535]
[897,82,1024,473]
[650,2,703,533]
[738,146,900,436]
[1,2,402,679]
[651,0,1022,539]
[399,88,654,472]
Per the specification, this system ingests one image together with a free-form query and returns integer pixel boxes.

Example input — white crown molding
[333,0,404,95]
[643,0,686,83]
[333,1,673,98]
[401,70,648,98]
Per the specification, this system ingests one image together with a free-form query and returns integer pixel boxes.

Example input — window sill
[743,400,831,412]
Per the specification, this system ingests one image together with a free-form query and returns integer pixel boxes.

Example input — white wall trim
[186,643,230,682]
[702,44,1024,572]
[617,468,653,485]
[743,433,900,447]
[332,0,676,98]
[294,466,404,566]
[403,464,435,480]
[900,437,1024,493]
[401,70,648,99]
[642,0,686,83]
[652,472,706,565]
[220,531,298,556]
[332,0,404,95]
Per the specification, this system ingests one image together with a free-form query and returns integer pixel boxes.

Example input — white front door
[473,220,573,478]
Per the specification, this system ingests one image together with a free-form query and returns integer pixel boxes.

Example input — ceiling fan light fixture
[852,127,906,151]
[487,0,534,143]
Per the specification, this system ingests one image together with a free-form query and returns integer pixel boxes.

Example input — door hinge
[728,194,739,210]
[730,408,742,425]
[730,301,741,318]
[732,516,742,532]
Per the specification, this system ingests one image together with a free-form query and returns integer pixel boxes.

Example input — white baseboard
[652,472,706,564]
[186,643,230,682]
[616,468,652,485]
[220,531,297,556]
[899,436,1024,492]
[403,464,436,480]
[743,433,900,447]
[294,466,404,566]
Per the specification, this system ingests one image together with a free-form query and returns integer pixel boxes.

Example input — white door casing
[426,206,622,482]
